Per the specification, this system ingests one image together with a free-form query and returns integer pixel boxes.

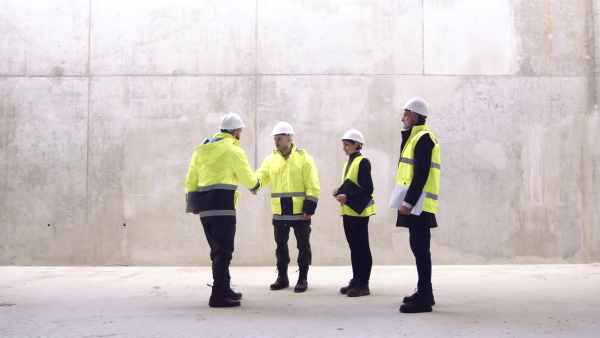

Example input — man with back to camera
[252,122,321,293]
[395,98,441,313]
[185,112,260,308]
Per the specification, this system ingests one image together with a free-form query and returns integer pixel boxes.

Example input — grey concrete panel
[424,0,521,75]
[424,0,590,76]
[257,0,423,75]
[0,1,88,76]
[512,0,591,76]
[0,77,88,264]
[87,76,258,265]
[90,0,256,75]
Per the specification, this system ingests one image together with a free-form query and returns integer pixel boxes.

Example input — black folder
[186,191,202,213]
[336,179,373,214]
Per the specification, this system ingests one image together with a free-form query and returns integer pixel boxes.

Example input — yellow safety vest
[256,143,320,221]
[396,125,441,214]
[340,156,376,217]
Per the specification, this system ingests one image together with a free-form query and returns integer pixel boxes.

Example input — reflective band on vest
[199,210,236,217]
[271,192,306,198]
[272,214,304,221]
[400,157,441,169]
[426,192,438,200]
[197,184,238,192]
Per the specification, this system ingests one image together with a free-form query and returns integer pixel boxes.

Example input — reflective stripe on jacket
[396,125,441,214]
[185,132,260,217]
[255,143,320,223]
[341,156,376,217]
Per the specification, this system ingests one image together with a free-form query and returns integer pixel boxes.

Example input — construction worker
[333,129,376,297]
[185,113,260,308]
[253,122,320,293]
[395,98,441,313]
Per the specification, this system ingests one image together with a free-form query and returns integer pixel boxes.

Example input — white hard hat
[341,129,365,145]
[271,122,294,136]
[220,113,246,130]
[403,97,428,116]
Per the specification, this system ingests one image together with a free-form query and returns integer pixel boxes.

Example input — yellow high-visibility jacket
[185,132,260,219]
[255,143,320,226]
[396,125,441,214]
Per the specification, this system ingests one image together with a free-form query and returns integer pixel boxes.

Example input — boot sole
[270,285,289,290]
[402,298,435,306]
[209,301,241,308]
[399,306,432,313]
[347,291,370,297]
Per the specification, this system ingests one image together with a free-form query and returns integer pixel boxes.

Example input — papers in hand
[388,184,425,216]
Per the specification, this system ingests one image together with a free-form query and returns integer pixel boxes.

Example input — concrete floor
[0,264,598,337]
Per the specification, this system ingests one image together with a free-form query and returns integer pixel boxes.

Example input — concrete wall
[1,0,598,266]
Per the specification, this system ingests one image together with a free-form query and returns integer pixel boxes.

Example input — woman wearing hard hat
[333,129,376,297]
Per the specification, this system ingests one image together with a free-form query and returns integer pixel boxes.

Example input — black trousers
[409,225,432,294]
[201,217,236,289]
[343,215,373,284]
[274,225,312,266]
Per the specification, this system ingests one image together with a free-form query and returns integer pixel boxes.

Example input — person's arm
[185,152,199,194]
[253,156,271,192]
[230,148,261,191]
[344,158,374,202]
[404,134,434,206]
[302,155,321,216]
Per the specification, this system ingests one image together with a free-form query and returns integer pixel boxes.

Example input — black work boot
[294,265,308,293]
[400,291,432,313]
[340,279,359,294]
[403,289,435,305]
[270,263,289,290]
[347,282,370,297]
[209,286,241,308]
[226,285,242,301]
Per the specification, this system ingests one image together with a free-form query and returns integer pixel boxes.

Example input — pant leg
[274,226,291,265]
[202,217,236,288]
[292,225,312,266]
[408,225,432,294]
[349,216,372,284]
[343,216,360,280]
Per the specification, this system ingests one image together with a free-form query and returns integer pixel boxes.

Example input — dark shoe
[270,276,290,290]
[399,295,432,313]
[270,264,289,290]
[294,265,309,293]
[209,287,241,308]
[294,279,308,293]
[226,286,242,301]
[347,282,370,297]
[209,296,241,308]
[340,279,359,294]
[403,290,435,305]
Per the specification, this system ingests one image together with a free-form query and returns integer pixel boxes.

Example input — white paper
[388,184,425,216]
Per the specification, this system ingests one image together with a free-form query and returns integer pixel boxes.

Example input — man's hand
[332,188,339,196]
[335,194,347,204]
[302,213,312,221]
[399,205,412,215]
[193,209,199,215]
[251,190,257,195]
